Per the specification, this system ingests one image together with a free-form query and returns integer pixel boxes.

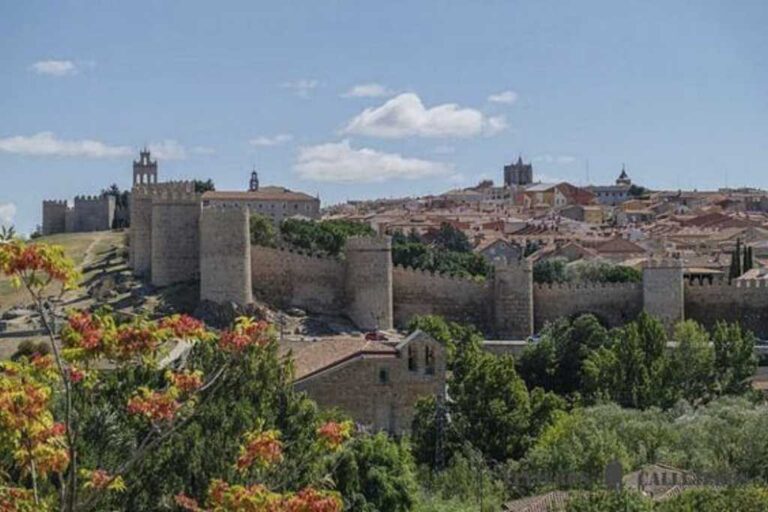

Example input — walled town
[3,3,768,508]
[4,148,768,510]
[0,149,768,510]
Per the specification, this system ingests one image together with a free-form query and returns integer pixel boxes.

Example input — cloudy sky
[1,1,767,233]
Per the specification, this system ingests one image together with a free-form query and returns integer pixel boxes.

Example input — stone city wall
[685,279,768,338]
[392,266,492,330]
[250,246,346,315]
[534,282,644,330]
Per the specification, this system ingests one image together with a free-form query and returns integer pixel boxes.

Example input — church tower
[616,165,631,186]
[249,169,259,191]
[504,156,533,187]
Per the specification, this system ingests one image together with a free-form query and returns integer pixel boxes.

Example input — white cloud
[148,140,187,160]
[0,203,16,228]
[294,139,452,183]
[342,83,394,98]
[485,116,508,136]
[532,154,578,165]
[29,60,77,76]
[343,93,506,138]
[0,132,131,158]
[281,79,319,98]
[488,90,519,105]
[249,134,293,147]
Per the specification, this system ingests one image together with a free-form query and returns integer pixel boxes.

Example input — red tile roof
[280,337,397,382]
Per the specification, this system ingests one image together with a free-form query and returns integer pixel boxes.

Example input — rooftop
[202,186,317,202]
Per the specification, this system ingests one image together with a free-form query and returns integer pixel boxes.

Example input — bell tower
[133,148,158,186]
[249,169,259,191]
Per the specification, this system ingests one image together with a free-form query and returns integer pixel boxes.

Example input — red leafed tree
[0,239,350,511]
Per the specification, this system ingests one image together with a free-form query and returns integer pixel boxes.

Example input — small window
[425,346,435,375]
[408,345,417,372]
[378,368,389,384]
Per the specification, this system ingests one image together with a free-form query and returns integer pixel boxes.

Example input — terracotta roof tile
[280,337,397,382]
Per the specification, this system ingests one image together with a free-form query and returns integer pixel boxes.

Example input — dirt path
[79,231,107,270]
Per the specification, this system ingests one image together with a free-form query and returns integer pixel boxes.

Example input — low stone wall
[250,246,345,314]
[392,266,492,330]
[534,282,643,330]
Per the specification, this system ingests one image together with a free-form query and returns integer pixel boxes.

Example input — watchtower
[150,186,201,286]
[345,236,393,331]
[199,205,253,305]
[643,259,684,329]
[493,258,534,338]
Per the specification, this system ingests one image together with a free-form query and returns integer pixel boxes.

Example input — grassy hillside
[0,230,127,310]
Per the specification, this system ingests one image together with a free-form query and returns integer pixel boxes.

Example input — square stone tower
[642,259,684,329]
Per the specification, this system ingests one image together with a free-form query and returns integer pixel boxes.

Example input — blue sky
[1,0,767,233]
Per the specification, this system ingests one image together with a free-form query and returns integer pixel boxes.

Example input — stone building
[589,166,634,205]
[201,170,320,223]
[504,156,534,187]
[286,330,446,433]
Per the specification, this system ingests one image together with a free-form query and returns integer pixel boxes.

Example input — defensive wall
[129,181,197,284]
[130,195,768,339]
[41,195,115,235]
[534,282,643,330]
[393,266,492,331]
[685,279,768,336]
[249,246,346,316]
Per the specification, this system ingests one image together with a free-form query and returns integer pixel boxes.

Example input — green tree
[280,218,375,256]
[663,321,715,405]
[533,258,568,284]
[656,486,768,512]
[518,314,611,398]
[711,321,757,395]
[249,213,277,246]
[431,223,471,253]
[193,178,216,193]
[332,434,418,512]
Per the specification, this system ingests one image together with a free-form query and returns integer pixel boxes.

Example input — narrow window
[408,345,417,372]
[425,346,435,375]
[378,368,389,384]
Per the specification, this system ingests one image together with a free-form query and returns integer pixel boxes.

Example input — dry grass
[0,230,127,310]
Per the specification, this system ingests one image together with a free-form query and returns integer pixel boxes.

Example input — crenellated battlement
[534,281,642,292]
[393,264,488,285]
[252,244,344,265]
[132,180,195,197]
[686,279,768,289]
[151,189,201,204]
[42,193,114,235]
